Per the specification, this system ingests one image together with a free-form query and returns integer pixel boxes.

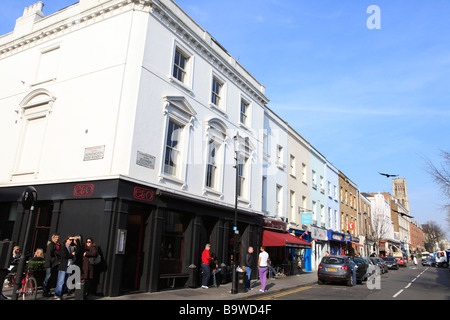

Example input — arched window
[11,88,55,180]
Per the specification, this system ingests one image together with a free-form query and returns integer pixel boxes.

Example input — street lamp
[231,133,240,294]
[12,186,37,300]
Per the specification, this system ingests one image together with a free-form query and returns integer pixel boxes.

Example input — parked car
[370,257,387,274]
[351,256,368,283]
[365,257,378,279]
[422,257,436,267]
[318,256,357,286]
[395,256,407,267]
[382,257,399,270]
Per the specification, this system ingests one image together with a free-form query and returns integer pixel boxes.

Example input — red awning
[262,230,311,248]
[351,242,363,247]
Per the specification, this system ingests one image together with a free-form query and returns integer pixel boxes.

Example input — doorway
[120,206,149,292]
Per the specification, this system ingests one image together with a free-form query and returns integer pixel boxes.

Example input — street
[257,265,450,300]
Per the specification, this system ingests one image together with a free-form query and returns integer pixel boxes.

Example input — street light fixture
[231,133,240,294]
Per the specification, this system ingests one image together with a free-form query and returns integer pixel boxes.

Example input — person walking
[413,255,418,268]
[201,244,213,289]
[258,247,269,292]
[245,247,254,291]
[42,233,60,297]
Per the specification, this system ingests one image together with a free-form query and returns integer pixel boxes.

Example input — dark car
[370,257,388,274]
[422,257,436,267]
[351,256,368,283]
[318,256,357,286]
[382,257,399,270]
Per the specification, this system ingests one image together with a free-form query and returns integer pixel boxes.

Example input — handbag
[89,254,101,265]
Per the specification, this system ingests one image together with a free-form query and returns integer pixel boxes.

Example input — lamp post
[231,133,240,294]
[12,186,37,300]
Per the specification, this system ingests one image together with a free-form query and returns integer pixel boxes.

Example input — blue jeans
[42,267,53,294]
[54,270,68,298]
[245,267,252,289]
[201,263,210,286]
[212,268,222,286]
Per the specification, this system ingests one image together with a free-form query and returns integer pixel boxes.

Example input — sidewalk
[2,271,317,301]
[98,271,317,301]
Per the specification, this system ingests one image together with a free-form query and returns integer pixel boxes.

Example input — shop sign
[133,187,154,202]
[348,221,355,230]
[310,226,327,241]
[344,234,352,242]
[328,231,344,242]
[74,184,94,197]
[263,218,287,231]
[301,213,312,225]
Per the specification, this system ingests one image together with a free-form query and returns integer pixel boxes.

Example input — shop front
[327,230,346,255]
[0,178,262,297]
[262,219,311,275]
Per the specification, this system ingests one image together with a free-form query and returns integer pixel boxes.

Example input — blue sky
[1,1,449,236]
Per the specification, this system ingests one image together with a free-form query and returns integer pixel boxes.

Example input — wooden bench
[160,273,189,289]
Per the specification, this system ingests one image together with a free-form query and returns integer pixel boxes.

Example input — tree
[424,150,450,231]
[422,221,445,252]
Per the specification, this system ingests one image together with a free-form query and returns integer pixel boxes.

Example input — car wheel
[318,279,324,285]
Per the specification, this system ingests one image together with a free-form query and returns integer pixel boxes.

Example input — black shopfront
[0,178,262,297]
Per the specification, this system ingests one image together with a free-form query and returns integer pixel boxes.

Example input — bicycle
[3,269,38,300]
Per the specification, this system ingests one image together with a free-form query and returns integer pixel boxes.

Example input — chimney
[14,1,46,37]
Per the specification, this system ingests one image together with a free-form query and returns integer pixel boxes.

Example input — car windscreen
[383,257,395,261]
[321,257,345,264]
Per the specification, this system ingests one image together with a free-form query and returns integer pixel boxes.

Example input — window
[312,170,317,189]
[276,185,283,216]
[237,158,247,198]
[240,99,249,126]
[302,163,307,183]
[160,96,197,187]
[276,145,284,169]
[203,119,227,194]
[290,190,295,221]
[173,49,188,83]
[290,155,296,177]
[164,120,181,176]
[205,141,217,189]
[211,77,222,107]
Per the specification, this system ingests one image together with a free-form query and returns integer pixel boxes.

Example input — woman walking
[258,247,269,292]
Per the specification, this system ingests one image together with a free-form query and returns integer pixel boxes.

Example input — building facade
[0,0,270,295]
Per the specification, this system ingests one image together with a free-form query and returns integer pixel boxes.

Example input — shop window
[159,211,190,275]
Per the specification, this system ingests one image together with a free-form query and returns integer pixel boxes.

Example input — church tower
[392,178,410,211]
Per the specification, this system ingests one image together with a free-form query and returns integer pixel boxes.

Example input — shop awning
[351,242,363,248]
[262,230,311,248]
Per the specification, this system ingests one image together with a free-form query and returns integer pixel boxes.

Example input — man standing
[201,244,213,289]
[258,247,269,292]
[245,247,254,291]
[42,233,60,297]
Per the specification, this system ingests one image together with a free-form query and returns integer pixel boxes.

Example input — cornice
[0,0,152,58]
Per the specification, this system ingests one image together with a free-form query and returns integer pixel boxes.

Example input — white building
[0,0,269,295]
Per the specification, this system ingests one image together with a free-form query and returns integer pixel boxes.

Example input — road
[257,265,450,300]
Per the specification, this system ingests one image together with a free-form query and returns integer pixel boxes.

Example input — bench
[160,273,189,289]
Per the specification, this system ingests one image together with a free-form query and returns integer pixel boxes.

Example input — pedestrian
[210,253,221,287]
[81,237,98,297]
[413,255,418,267]
[43,233,60,297]
[245,247,254,291]
[30,248,45,262]
[54,236,77,300]
[201,244,213,289]
[258,246,269,292]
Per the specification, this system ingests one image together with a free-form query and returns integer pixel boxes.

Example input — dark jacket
[57,244,81,271]
[44,241,60,269]
[245,252,254,268]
